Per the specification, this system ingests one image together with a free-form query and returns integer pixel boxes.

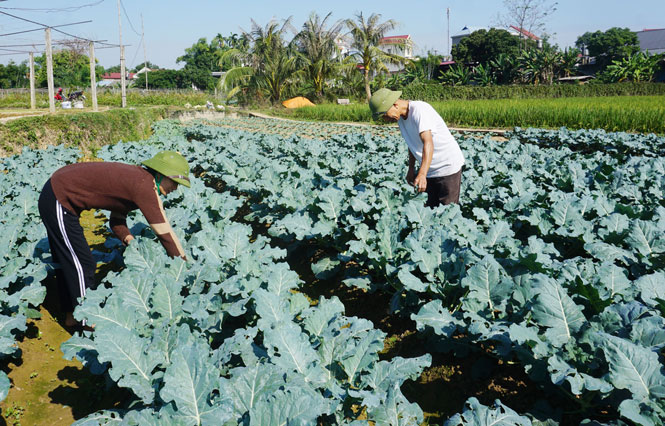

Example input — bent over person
[370,88,465,207]
[38,151,190,328]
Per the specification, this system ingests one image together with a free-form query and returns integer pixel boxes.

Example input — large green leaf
[94,325,164,403]
[444,397,531,426]
[367,383,424,426]
[411,300,463,337]
[248,387,329,426]
[636,272,665,307]
[461,256,511,315]
[160,340,233,425]
[223,364,284,418]
[339,328,384,386]
[599,332,665,400]
[263,322,326,385]
[150,275,184,322]
[531,276,586,347]
[627,220,665,257]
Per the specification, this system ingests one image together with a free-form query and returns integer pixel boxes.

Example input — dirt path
[0,107,112,124]
[0,211,127,426]
[246,111,510,137]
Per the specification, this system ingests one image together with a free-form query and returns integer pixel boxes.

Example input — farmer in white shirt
[369,88,465,207]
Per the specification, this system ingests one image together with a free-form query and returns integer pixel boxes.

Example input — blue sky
[0,0,663,68]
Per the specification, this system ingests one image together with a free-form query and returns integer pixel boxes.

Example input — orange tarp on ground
[282,96,315,108]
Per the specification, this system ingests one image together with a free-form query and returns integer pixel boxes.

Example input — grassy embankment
[0,90,214,109]
[0,106,186,157]
[272,95,665,134]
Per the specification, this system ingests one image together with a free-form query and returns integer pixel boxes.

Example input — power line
[0,47,35,54]
[0,1,105,13]
[0,10,119,47]
[0,21,92,38]
[52,27,119,47]
[0,40,108,48]
[119,0,140,36]
[0,10,50,28]
[129,37,143,69]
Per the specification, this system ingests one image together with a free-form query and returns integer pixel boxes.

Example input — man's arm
[136,185,187,260]
[406,149,416,185]
[109,212,133,245]
[414,130,434,192]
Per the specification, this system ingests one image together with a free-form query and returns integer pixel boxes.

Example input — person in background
[369,88,465,207]
[38,151,190,329]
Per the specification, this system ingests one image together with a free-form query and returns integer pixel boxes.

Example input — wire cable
[0,1,105,13]
[119,0,141,37]
[0,10,116,47]
[0,21,93,38]
[129,37,143,69]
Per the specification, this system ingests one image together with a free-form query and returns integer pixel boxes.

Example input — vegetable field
[1,117,665,425]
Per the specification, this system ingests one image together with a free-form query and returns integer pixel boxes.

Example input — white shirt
[398,101,465,178]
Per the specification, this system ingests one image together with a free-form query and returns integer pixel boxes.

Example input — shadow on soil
[0,211,129,426]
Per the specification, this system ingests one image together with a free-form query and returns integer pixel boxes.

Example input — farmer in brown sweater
[38,151,190,328]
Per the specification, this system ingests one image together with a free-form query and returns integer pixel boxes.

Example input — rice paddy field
[280,95,665,134]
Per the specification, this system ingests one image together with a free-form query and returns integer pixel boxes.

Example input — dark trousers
[426,167,462,208]
[38,179,95,313]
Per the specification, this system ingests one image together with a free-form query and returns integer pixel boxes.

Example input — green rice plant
[275,95,665,134]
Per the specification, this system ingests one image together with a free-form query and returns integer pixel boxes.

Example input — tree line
[1,9,662,104]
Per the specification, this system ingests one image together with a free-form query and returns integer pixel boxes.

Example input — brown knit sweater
[51,162,185,258]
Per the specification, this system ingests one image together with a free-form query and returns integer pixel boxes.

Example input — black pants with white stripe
[38,179,95,313]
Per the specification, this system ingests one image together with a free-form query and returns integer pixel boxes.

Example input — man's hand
[406,168,415,186]
[123,235,134,246]
[414,174,427,192]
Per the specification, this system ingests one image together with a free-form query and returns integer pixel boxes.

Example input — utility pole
[141,14,148,90]
[45,27,55,113]
[117,0,126,107]
[447,7,450,59]
[89,41,98,111]
[29,52,36,110]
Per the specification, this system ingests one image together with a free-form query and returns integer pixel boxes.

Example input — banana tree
[441,64,472,86]
[489,53,519,84]
[604,51,661,82]
[472,63,496,86]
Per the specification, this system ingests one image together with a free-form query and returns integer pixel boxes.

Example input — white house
[451,26,486,47]
[378,34,413,73]
[334,35,352,58]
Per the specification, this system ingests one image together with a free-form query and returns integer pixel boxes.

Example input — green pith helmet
[141,151,191,188]
[369,88,402,119]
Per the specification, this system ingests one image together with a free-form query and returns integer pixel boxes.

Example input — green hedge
[401,82,665,101]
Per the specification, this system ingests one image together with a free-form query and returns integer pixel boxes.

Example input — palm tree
[344,12,407,101]
[292,12,346,100]
[219,18,299,104]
